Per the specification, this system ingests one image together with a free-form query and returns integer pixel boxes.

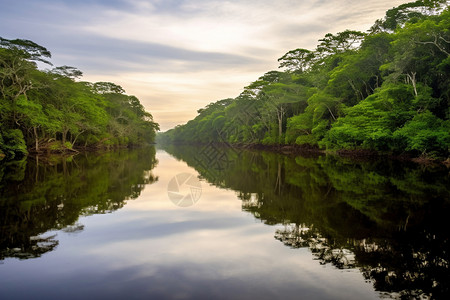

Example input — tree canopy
[0,38,159,159]
[158,1,449,159]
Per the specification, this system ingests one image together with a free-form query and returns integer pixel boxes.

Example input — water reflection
[0,147,158,260]
[162,145,450,299]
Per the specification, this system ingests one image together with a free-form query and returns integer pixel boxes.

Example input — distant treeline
[158,0,450,159]
[0,38,159,159]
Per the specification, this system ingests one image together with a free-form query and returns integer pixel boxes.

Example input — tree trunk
[33,126,39,152]
[71,130,85,147]
[278,113,282,138]
[62,128,69,145]
[407,72,418,97]
[35,155,39,183]
[277,105,285,142]
[323,104,336,121]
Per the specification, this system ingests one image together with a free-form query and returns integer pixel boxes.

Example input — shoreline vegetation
[0,38,159,160]
[158,0,450,163]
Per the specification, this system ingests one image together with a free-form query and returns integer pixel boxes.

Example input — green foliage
[322,82,448,156]
[394,110,450,156]
[64,141,73,149]
[0,37,159,159]
[159,1,449,159]
[379,0,448,31]
[48,141,64,151]
[0,129,28,158]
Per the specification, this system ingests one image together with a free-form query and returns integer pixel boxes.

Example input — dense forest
[158,0,450,160]
[0,38,159,159]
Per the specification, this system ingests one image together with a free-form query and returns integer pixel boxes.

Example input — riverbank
[0,142,157,162]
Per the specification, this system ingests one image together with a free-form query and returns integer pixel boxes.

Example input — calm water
[0,145,449,299]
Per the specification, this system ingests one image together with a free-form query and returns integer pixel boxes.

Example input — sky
[0,0,407,131]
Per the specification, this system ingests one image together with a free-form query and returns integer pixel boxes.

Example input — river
[0,145,449,299]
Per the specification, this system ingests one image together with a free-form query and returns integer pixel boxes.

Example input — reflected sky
[0,150,380,299]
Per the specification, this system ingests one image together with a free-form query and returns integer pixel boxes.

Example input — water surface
[0,146,448,299]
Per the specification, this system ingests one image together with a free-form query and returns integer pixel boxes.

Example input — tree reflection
[0,147,158,260]
[275,224,356,269]
[163,145,449,298]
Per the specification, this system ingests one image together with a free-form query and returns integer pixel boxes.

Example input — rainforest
[0,38,159,159]
[158,1,450,161]
[1,1,450,299]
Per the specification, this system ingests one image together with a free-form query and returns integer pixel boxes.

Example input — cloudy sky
[1,0,406,131]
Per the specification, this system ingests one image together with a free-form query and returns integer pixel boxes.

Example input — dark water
[0,146,449,299]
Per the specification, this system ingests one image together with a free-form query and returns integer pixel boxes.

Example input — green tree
[1,37,159,158]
